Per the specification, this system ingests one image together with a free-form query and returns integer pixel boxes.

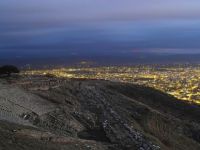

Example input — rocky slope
[0,75,200,150]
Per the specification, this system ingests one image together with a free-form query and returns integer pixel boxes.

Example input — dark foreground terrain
[0,75,200,150]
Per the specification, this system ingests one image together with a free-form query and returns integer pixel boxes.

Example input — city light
[24,65,200,105]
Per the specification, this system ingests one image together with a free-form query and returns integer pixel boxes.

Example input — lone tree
[0,65,20,77]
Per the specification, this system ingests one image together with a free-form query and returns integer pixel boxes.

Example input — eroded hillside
[0,75,200,150]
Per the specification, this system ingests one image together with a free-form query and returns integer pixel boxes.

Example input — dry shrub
[147,114,173,146]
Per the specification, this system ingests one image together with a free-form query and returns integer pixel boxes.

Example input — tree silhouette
[0,65,20,76]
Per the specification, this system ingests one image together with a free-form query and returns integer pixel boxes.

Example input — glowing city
[24,64,200,105]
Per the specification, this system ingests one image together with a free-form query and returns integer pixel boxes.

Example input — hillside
[0,75,200,150]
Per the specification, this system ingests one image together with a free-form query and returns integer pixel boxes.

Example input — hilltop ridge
[0,75,200,150]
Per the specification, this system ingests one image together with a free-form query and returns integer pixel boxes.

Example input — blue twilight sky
[1,0,200,61]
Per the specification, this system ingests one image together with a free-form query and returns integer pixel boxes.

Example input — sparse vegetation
[0,65,20,77]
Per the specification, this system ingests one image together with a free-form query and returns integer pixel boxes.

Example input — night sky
[1,0,200,66]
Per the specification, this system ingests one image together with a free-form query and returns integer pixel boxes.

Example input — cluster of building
[24,65,200,104]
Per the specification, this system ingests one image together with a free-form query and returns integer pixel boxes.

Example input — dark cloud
[1,0,200,60]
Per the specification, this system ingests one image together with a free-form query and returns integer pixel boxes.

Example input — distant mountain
[0,76,200,150]
[2,51,200,68]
